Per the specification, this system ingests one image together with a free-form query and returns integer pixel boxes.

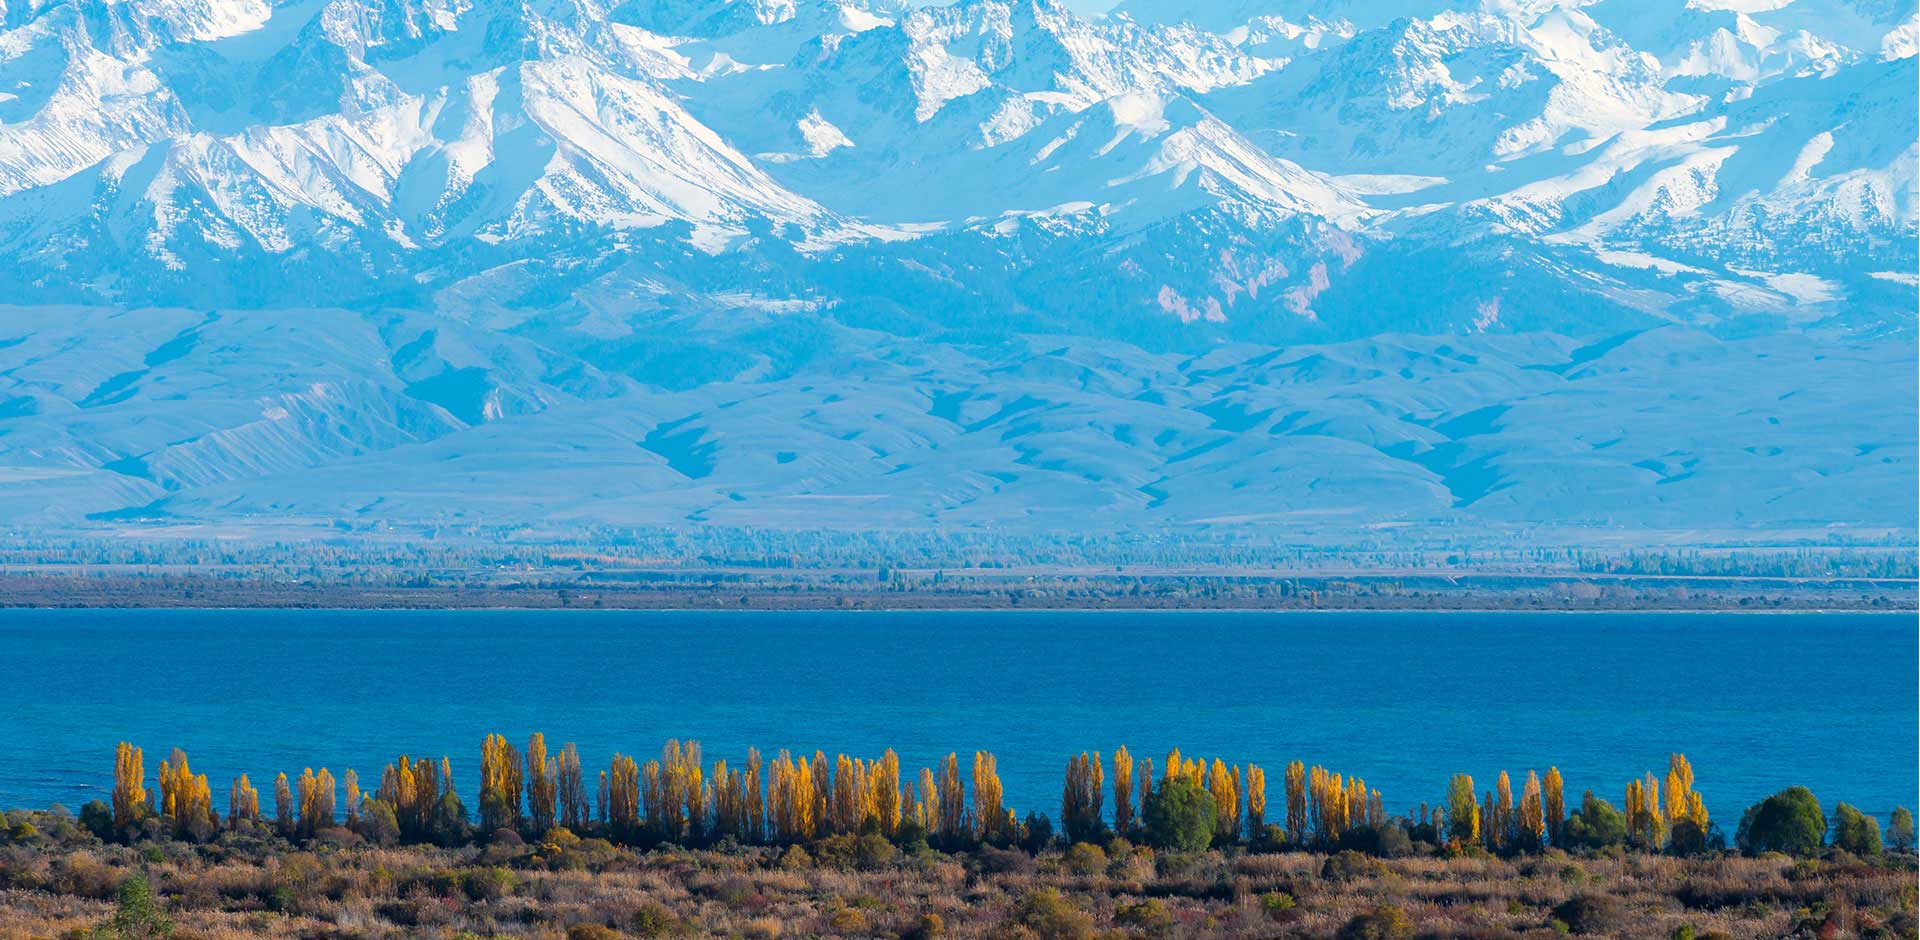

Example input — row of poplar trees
[1439,754,1710,853]
[105,738,1708,855]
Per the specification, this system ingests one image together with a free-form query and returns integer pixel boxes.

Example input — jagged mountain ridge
[0,0,1909,330]
[0,0,1913,537]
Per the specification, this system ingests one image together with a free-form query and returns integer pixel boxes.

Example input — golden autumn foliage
[156,748,216,840]
[479,733,524,834]
[526,733,557,835]
[97,738,1737,860]
[1246,764,1267,836]
[1208,759,1240,841]
[273,772,293,836]
[606,754,641,839]
[937,753,965,844]
[873,749,902,837]
[1284,761,1308,846]
[768,750,819,843]
[1518,770,1545,850]
[1446,773,1479,847]
[1665,753,1708,836]
[1625,774,1667,849]
[111,742,147,833]
[557,742,588,831]
[1061,751,1105,843]
[295,768,335,837]
[642,740,703,842]
[1111,746,1135,836]
[972,751,1007,844]
[228,774,260,826]
[1543,767,1565,847]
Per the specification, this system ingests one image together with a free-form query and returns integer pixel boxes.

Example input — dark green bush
[1829,803,1881,856]
[1736,788,1825,857]
[1015,888,1094,940]
[1562,792,1627,849]
[1551,895,1623,935]
[1113,898,1172,935]
[1338,904,1412,940]
[1142,780,1213,853]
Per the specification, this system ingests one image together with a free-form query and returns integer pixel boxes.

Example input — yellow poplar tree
[1061,751,1106,844]
[1543,767,1565,848]
[937,753,965,845]
[274,772,294,836]
[1112,746,1135,836]
[1446,773,1479,847]
[112,742,148,834]
[972,751,1006,844]
[557,743,587,831]
[1493,771,1515,852]
[229,774,260,826]
[480,734,524,834]
[1308,766,1350,844]
[1207,759,1239,842]
[606,754,641,842]
[296,768,336,838]
[873,749,903,837]
[1663,754,1694,823]
[916,767,941,836]
[527,733,557,836]
[344,769,360,826]
[829,753,859,835]
[1625,774,1666,850]
[746,748,767,841]
[157,748,215,840]
[1518,770,1545,852]
[1284,761,1308,845]
[1247,764,1268,836]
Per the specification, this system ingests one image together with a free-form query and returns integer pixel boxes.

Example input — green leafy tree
[96,873,172,940]
[1888,807,1914,852]
[1736,787,1825,857]
[1142,778,1214,853]
[1562,791,1628,849]
[1830,803,1882,856]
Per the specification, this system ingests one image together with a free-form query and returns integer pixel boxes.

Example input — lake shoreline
[0,572,1910,612]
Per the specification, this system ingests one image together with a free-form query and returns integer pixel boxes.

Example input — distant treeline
[0,530,1910,581]
[1577,549,1917,580]
[88,740,1913,863]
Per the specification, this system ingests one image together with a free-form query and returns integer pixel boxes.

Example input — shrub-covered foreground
[0,813,1915,940]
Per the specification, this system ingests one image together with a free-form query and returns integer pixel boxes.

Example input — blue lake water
[2,609,1913,829]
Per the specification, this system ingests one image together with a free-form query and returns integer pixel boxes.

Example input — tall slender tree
[873,749,903,837]
[557,743,588,831]
[1112,746,1136,836]
[273,772,294,836]
[1284,761,1308,845]
[343,769,360,826]
[1207,759,1240,843]
[112,743,148,835]
[1517,770,1545,852]
[1543,767,1565,848]
[1061,751,1106,844]
[972,751,1007,844]
[1446,773,1479,846]
[526,733,557,836]
[1247,764,1268,837]
[229,774,260,827]
[936,753,965,846]
[479,734,525,834]
[606,754,641,842]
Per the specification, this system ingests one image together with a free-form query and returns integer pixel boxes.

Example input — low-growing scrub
[0,805,1912,940]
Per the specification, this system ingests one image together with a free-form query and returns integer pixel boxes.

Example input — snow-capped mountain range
[0,0,1912,538]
